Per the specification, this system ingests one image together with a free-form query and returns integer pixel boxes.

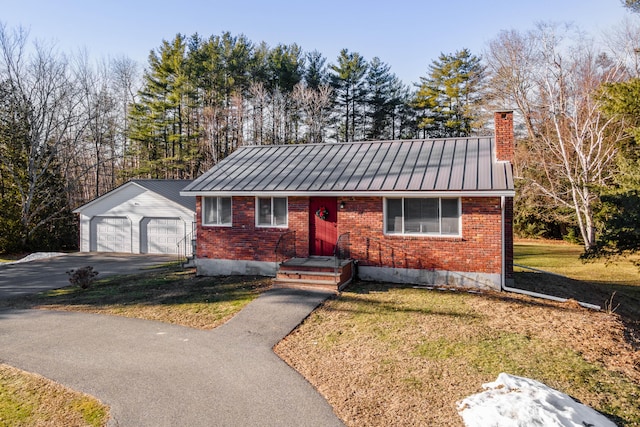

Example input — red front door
[310,197,338,256]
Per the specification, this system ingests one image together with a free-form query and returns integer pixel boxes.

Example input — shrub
[66,266,99,289]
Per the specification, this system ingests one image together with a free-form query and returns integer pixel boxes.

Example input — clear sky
[1,0,634,85]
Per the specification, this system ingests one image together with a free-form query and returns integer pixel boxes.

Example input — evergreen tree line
[123,33,490,181]
[1,18,639,259]
[125,32,426,181]
[0,25,485,252]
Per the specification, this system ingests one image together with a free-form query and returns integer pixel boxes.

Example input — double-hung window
[203,197,232,226]
[256,197,287,227]
[386,198,460,235]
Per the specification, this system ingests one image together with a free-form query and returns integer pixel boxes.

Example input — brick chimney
[494,110,515,288]
[494,110,514,163]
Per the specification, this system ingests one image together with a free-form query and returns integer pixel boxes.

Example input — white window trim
[383,197,461,237]
[202,196,233,227]
[255,196,288,228]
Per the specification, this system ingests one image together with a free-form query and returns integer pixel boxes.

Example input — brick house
[181,111,515,291]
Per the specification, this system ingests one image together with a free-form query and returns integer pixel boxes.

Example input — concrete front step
[272,278,352,292]
[275,257,354,292]
[276,270,341,283]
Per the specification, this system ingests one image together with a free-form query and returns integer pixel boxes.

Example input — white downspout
[499,197,600,310]
[500,196,505,291]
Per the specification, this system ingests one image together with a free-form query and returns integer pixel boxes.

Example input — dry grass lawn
[275,241,640,427]
[2,242,639,426]
[0,364,107,426]
[2,267,272,329]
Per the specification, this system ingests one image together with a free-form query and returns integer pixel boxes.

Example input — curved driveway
[0,253,177,299]
[0,254,343,426]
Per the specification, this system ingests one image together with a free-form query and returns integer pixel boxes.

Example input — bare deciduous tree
[110,55,139,172]
[0,24,87,247]
[486,23,626,250]
[292,82,332,143]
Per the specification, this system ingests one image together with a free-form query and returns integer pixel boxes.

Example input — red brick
[196,195,514,278]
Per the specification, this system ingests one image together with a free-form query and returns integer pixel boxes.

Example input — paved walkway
[0,288,344,426]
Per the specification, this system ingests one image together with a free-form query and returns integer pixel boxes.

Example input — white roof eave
[73,181,147,213]
[180,190,516,198]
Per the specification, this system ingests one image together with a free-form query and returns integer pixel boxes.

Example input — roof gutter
[180,190,516,198]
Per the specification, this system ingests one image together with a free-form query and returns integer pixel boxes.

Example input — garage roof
[73,179,195,213]
[181,138,514,197]
[132,180,195,211]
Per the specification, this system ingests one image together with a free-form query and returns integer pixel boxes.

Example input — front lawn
[2,266,271,329]
[275,241,640,426]
[0,364,108,426]
[513,240,640,335]
[2,242,639,426]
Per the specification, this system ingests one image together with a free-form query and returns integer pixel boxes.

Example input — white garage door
[91,217,131,253]
[141,218,185,254]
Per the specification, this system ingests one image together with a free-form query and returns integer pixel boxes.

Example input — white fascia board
[75,182,196,215]
[73,181,147,213]
[181,190,516,198]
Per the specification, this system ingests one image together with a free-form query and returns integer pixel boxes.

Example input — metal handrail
[176,229,195,263]
[333,232,351,260]
[275,230,296,266]
[333,232,351,279]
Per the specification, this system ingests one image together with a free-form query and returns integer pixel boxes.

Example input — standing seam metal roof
[181,138,514,195]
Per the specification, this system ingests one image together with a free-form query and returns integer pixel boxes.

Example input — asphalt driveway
[0,252,176,299]
[0,254,344,426]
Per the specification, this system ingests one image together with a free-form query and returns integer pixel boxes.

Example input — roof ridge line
[240,135,490,149]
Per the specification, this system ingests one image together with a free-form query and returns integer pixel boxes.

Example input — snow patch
[457,373,616,427]
[2,252,66,265]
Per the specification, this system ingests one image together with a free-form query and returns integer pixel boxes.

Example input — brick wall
[196,196,310,262]
[336,197,504,275]
[197,195,508,278]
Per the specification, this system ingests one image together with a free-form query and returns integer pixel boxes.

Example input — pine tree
[330,49,368,142]
[266,44,305,144]
[623,0,640,13]
[586,77,640,259]
[128,34,202,178]
[305,50,329,90]
[365,57,404,140]
[414,48,485,137]
[203,32,254,159]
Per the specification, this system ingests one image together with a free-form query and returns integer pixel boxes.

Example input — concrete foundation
[357,265,501,291]
[196,258,276,277]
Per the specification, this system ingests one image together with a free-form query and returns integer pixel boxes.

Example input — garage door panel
[142,218,184,254]
[91,217,131,253]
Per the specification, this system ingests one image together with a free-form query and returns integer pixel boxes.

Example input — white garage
[140,217,185,254]
[74,180,195,255]
[91,217,132,252]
